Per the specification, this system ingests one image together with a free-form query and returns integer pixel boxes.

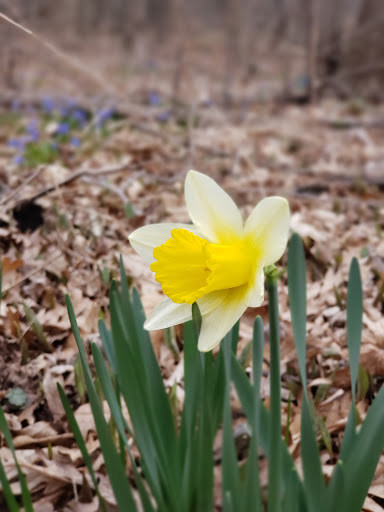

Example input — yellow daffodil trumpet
[129,170,290,352]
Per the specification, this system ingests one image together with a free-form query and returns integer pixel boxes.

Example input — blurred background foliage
[1,0,384,103]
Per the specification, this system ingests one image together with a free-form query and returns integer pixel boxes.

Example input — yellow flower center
[150,228,253,304]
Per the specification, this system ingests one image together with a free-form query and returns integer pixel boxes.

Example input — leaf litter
[0,40,384,511]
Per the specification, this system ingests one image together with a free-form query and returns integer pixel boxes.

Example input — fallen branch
[3,159,142,212]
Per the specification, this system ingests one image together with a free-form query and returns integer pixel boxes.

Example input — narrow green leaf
[329,259,364,508]
[109,288,179,509]
[180,322,202,507]
[107,290,165,503]
[66,294,138,511]
[211,345,226,430]
[231,319,240,354]
[223,491,235,512]
[222,330,241,510]
[340,258,363,456]
[281,466,307,512]
[266,276,282,512]
[347,257,363,399]
[74,354,86,402]
[91,343,156,512]
[0,456,20,512]
[192,302,202,338]
[195,337,218,512]
[131,288,178,459]
[332,383,384,511]
[130,288,181,505]
[57,384,107,512]
[288,234,325,511]
[98,318,117,374]
[243,316,263,511]
[287,233,307,389]
[300,394,326,512]
[0,405,33,512]
[222,389,241,511]
[231,355,305,501]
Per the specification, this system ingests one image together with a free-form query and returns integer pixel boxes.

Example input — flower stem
[266,274,281,512]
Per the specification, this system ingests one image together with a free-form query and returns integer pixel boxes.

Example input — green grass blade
[195,337,219,511]
[180,321,202,508]
[0,405,33,512]
[281,466,307,512]
[192,302,202,337]
[108,291,165,496]
[108,289,178,509]
[118,275,179,484]
[266,276,282,512]
[346,258,363,401]
[0,457,20,512]
[131,287,178,460]
[231,319,240,354]
[196,390,215,511]
[231,354,305,501]
[211,346,226,430]
[222,390,241,511]
[57,384,107,512]
[328,258,363,508]
[327,460,345,512]
[222,331,241,511]
[332,384,384,512]
[223,491,235,512]
[98,319,117,374]
[91,343,156,512]
[66,294,138,511]
[300,395,327,512]
[287,233,307,389]
[340,258,363,457]
[243,316,263,511]
[288,234,326,511]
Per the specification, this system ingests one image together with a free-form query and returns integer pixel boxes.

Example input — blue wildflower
[42,96,55,113]
[148,91,162,106]
[8,138,25,151]
[96,107,115,127]
[59,98,77,117]
[71,109,87,127]
[56,122,70,136]
[13,154,24,165]
[156,110,171,123]
[70,137,81,148]
[26,119,40,142]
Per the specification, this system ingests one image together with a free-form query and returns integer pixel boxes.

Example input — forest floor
[0,28,384,511]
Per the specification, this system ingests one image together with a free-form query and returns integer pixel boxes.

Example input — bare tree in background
[2,0,384,100]
[342,0,384,99]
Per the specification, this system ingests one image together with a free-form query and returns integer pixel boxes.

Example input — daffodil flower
[129,171,290,352]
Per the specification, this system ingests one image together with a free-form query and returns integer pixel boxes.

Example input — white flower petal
[129,223,201,263]
[244,197,290,266]
[144,297,192,330]
[144,289,228,331]
[245,265,265,308]
[185,170,243,244]
[198,285,248,352]
[197,289,228,314]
